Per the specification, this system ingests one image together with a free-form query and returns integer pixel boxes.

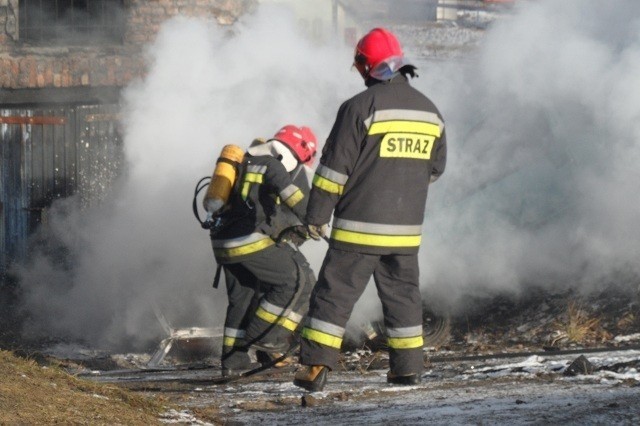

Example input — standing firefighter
[293,28,447,391]
[205,125,318,375]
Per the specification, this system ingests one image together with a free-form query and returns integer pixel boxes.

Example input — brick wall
[0,0,256,90]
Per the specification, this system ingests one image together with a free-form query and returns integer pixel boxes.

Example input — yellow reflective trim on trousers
[300,327,343,349]
[255,307,299,331]
[331,228,422,247]
[284,189,304,208]
[256,306,279,324]
[369,120,441,137]
[223,336,237,347]
[214,238,274,258]
[278,317,299,332]
[387,335,424,349]
[312,174,344,195]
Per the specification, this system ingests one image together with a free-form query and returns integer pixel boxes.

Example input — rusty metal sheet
[0,116,67,125]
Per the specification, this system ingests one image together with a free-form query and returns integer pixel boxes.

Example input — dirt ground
[2,281,640,424]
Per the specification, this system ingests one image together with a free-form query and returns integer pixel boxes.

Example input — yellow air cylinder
[203,144,245,214]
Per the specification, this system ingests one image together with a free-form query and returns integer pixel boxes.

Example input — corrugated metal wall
[0,104,123,279]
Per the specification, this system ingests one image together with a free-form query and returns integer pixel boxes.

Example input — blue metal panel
[1,115,30,278]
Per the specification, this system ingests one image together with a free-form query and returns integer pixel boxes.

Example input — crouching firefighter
[204,125,318,376]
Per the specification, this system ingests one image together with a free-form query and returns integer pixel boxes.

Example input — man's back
[307,74,447,255]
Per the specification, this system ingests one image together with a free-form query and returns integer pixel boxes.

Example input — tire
[421,303,451,347]
[350,303,451,351]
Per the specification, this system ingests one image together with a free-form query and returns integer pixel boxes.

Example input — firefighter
[207,125,318,375]
[293,28,447,391]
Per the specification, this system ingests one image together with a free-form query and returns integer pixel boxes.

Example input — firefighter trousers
[221,243,315,356]
[299,248,424,376]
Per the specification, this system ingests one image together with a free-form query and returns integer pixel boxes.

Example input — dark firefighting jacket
[211,154,308,264]
[306,74,447,255]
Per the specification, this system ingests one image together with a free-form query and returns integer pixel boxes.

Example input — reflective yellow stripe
[387,335,424,349]
[223,336,237,347]
[369,120,441,137]
[241,173,264,200]
[313,174,344,195]
[331,229,421,247]
[255,307,299,331]
[284,189,304,207]
[256,306,279,324]
[278,317,299,332]
[244,172,263,183]
[301,327,343,349]
[214,238,274,258]
[241,182,251,200]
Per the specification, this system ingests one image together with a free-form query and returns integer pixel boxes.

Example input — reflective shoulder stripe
[369,120,441,138]
[387,335,424,349]
[365,109,444,138]
[247,165,267,174]
[372,109,444,131]
[300,327,343,349]
[244,172,264,184]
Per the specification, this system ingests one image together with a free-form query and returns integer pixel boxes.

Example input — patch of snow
[614,333,640,343]
[160,409,212,425]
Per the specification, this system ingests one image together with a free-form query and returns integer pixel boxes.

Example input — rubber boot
[221,347,257,376]
[386,371,422,385]
[293,365,328,392]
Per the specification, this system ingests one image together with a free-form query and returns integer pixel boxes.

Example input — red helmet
[354,28,410,81]
[272,125,317,165]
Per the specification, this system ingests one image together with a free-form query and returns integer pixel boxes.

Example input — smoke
[17,4,357,350]
[16,0,640,349]
[414,0,640,312]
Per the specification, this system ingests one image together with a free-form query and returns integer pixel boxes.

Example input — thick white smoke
[18,4,357,350]
[17,0,640,350]
[415,0,640,312]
